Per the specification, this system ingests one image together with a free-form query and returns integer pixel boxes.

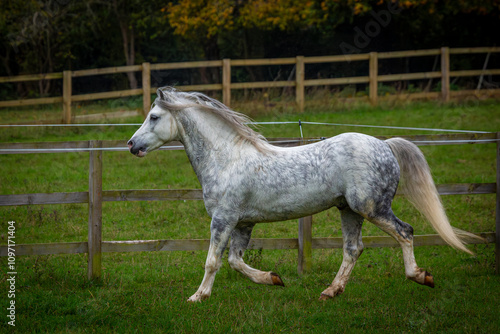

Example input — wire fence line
[0,138,498,154]
[0,123,143,127]
[0,119,496,153]
[0,120,490,133]
[294,121,489,134]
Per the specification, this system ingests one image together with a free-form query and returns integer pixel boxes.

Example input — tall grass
[0,98,499,333]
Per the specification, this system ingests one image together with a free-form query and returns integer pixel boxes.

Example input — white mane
[154,87,270,153]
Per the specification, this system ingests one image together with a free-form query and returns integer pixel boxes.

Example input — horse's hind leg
[320,208,364,300]
[228,223,284,286]
[367,210,434,288]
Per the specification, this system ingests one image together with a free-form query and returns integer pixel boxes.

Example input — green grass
[0,98,499,333]
[3,246,499,333]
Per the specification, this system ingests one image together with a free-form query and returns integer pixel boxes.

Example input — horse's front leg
[187,216,235,302]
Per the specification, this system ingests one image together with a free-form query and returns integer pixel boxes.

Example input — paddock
[1,131,498,278]
[0,101,499,331]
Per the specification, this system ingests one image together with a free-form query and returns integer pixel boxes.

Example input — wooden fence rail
[1,47,500,122]
[0,133,499,277]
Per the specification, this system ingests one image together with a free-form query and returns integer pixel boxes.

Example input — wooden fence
[1,47,500,123]
[0,132,499,278]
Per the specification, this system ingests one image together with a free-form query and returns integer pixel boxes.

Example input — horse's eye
[150,115,159,121]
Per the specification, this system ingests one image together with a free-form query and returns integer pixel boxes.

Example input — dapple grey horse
[128,87,478,302]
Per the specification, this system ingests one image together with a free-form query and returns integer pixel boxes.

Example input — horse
[128,87,479,302]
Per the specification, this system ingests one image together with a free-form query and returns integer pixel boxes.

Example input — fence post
[298,215,313,274]
[62,70,72,124]
[369,52,378,105]
[88,140,103,280]
[222,59,231,107]
[496,132,500,275]
[441,47,450,102]
[296,56,305,112]
[142,62,151,118]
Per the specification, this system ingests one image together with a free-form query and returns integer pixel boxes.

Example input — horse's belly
[240,186,342,223]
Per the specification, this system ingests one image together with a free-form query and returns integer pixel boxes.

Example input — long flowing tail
[386,137,482,254]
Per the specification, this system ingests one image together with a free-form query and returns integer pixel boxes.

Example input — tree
[1,0,499,98]
[112,0,139,89]
[166,0,500,52]
[0,0,81,96]
[164,0,399,63]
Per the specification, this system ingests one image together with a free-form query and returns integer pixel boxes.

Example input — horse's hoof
[187,293,206,303]
[270,272,285,287]
[424,271,435,288]
[319,293,333,301]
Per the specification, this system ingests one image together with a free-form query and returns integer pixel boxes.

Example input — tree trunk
[41,31,53,96]
[201,36,220,84]
[119,21,137,90]
[114,0,137,90]
[0,50,25,98]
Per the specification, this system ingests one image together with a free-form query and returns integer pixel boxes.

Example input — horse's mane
[154,87,271,153]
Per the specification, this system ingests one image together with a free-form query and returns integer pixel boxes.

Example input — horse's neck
[176,109,243,184]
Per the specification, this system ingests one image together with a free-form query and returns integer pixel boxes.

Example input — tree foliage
[0,0,85,95]
[1,0,499,97]
[165,0,354,37]
[166,0,500,37]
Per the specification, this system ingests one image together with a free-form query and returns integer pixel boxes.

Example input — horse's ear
[157,86,176,102]
[157,88,166,101]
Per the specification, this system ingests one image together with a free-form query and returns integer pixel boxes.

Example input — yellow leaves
[162,0,500,39]
[167,0,342,35]
[168,0,491,37]
[346,0,371,15]
[241,0,323,30]
[398,0,418,8]
[166,0,236,38]
[353,3,365,15]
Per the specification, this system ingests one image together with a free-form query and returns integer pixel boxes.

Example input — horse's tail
[385,137,482,254]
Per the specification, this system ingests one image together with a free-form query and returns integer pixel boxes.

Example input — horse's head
[128,88,180,157]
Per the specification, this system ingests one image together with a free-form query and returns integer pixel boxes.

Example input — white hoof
[187,293,207,303]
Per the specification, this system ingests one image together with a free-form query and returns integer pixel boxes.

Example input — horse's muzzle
[127,140,146,157]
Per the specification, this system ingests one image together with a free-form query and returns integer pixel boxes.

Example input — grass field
[1,98,499,333]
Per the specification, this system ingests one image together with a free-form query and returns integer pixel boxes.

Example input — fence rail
[1,47,500,123]
[1,133,499,278]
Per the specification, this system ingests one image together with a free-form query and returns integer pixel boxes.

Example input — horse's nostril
[127,140,133,149]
